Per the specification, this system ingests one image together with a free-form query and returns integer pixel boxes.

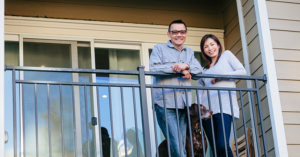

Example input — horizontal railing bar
[6,66,139,75]
[5,65,267,81]
[146,84,258,91]
[145,71,266,81]
[15,81,259,91]
[15,80,141,87]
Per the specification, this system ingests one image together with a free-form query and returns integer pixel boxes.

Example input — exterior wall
[221,0,275,156]
[5,0,223,29]
[241,0,275,156]
[4,16,224,47]
[266,0,300,156]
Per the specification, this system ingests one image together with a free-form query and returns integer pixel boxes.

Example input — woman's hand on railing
[211,73,227,84]
[211,78,221,84]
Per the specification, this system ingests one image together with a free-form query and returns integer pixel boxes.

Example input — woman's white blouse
[196,50,246,119]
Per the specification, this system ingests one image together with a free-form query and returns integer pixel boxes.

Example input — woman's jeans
[155,104,187,157]
[202,113,234,157]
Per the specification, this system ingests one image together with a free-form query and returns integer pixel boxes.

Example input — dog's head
[189,103,213,120]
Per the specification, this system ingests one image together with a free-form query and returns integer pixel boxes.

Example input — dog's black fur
[158,104,213,157]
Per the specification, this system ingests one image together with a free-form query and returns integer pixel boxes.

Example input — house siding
[241,0,275,155]
[221,0,275,156]
[4,16,224,46]
[266,0,300,156]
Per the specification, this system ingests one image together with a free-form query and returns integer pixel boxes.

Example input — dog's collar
[191,128,201,135]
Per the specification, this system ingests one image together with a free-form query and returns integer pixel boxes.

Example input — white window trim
[94,43,141,50]
[0,0,5,156]
[253,0,289,157]
[18,34,95,157]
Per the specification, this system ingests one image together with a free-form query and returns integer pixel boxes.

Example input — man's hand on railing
[171,63,189,73]
[182,70,192,81]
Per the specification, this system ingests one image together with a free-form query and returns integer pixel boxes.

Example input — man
[149,20,202,157]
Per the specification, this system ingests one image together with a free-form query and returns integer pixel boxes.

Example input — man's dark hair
[168,20,187,32]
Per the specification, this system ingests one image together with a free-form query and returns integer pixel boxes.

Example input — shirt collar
[167,40,187,51]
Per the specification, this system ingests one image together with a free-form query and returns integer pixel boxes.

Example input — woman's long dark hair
[200,34,223,69]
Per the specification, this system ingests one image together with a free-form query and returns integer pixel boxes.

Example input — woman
[197,34,246,157]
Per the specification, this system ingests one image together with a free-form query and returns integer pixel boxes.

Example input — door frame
[18,34,94,157]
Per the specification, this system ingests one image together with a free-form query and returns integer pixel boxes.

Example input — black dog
[158,104,213,157]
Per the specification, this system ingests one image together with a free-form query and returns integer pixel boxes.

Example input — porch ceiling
[5,0,224,29]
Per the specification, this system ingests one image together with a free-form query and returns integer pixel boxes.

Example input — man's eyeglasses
[169,30,187,35]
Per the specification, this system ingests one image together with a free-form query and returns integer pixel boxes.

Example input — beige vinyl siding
[266,0,300,156]
[279,92,300,112]
[222,0,274,156]
[288,145,300,157]
[242,3,273,155]
[5,0,223,29]
[4,16,223,46]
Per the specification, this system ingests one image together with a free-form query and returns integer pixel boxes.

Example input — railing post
[137,66,152,157]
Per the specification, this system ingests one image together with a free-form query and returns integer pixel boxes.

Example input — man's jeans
[155,104,187,157]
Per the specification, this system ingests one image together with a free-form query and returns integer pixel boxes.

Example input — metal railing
[5,65,268,157]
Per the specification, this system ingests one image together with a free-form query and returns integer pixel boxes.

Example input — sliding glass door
[94,43,145,157]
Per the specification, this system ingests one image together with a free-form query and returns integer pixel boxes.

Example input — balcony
[4,65,268,157]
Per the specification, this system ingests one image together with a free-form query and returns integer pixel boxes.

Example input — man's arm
[181,69,192,81]
[171,63,189,73]
[149,45,174,73]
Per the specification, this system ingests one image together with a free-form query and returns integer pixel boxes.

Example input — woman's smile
[203,38,220,60]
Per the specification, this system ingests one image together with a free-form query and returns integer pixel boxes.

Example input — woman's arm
[225,51,247,75]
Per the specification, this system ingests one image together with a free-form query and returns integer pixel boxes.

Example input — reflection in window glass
[23,41,72,81]
[149,49,152,58]
[78,45,98,156]
[194,51,207,68]
[24,42,71,68]
[97,86,145,157]
[95,48,140,84]
[5,41,19,66]
[4,41,20,157]
[22,41,74,157]
[95,48,145,156]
